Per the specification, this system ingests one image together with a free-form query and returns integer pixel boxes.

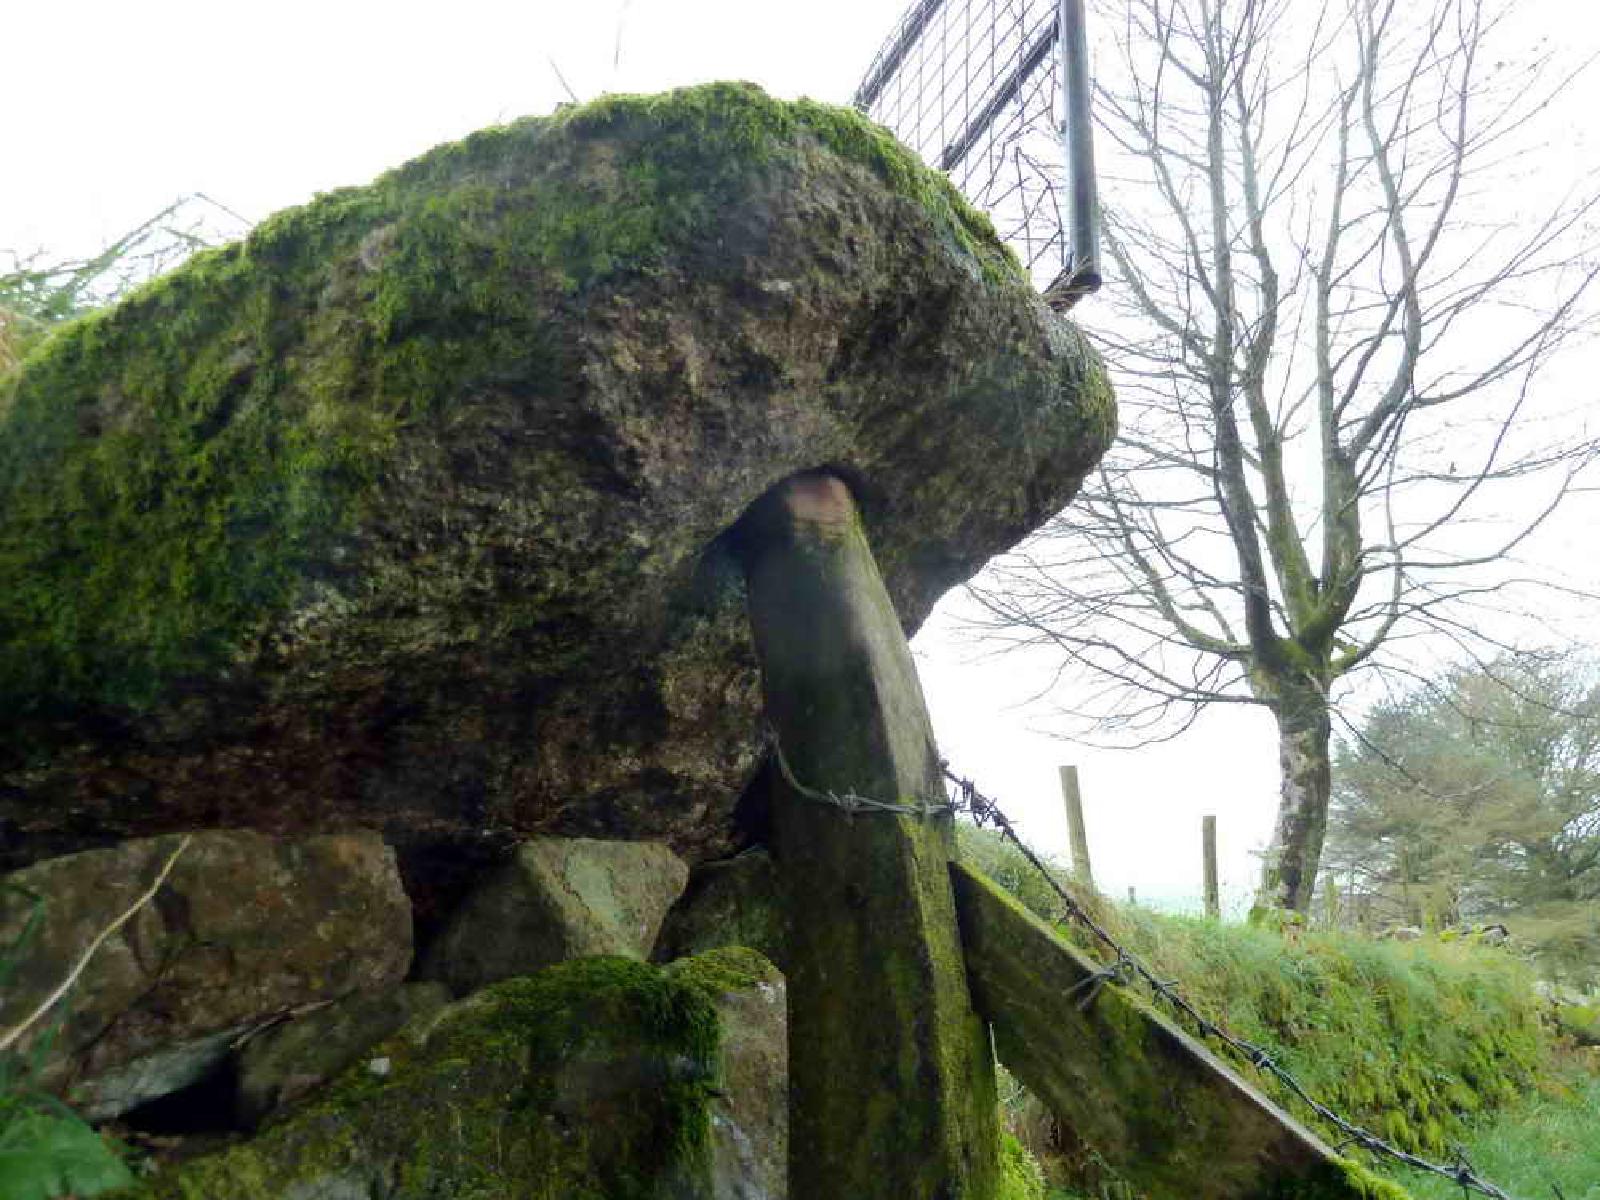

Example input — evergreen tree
[1328,654,1600,976]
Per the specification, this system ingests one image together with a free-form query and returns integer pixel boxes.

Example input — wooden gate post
[737,472,999,1200]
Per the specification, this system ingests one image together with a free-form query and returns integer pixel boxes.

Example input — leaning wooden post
[736,472,999,1200]
[1202,814,1220,920]
[1058,764,1095,892]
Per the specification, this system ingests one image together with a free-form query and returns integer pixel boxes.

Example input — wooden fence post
[1058,765,1095,892]
[1203,814,1220,919]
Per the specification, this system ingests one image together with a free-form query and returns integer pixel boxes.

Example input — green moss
[2,81,1025,722]
[1556,1002,1599,1041]
[542,83,1021,287]
[1058,324,1118,447]
[0,211,406,714]
[664,944,782,997]
[1266,1158,1417,1199]
[114,957,725,1200]
[998,1131,1048,1200]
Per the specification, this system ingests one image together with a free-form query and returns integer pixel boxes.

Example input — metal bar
[937,18,1058,171]
[1058,0,1102,294]
[854,0,951,112]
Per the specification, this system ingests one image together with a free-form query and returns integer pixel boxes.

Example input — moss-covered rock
[655,847,787,970]
[667,947,788,1200]
[0,82,1113,875]
[114,950,782,1200]
[0,831,411,1119]
[234,982,452,1127]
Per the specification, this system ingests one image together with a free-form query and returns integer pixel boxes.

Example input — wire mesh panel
[854,0,1070,288]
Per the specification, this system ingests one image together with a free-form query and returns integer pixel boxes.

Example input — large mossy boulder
[116,949,785,1200]
[0,82,1113,870]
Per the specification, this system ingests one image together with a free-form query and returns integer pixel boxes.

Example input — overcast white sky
[6,0,1597,912]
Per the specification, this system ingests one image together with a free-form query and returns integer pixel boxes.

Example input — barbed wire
[939,764,1523,1200]
[766,727,957,819]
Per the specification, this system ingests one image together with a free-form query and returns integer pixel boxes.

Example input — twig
[547,56,581,105]
[0,835,194,1056]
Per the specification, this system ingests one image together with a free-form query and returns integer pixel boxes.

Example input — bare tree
[968,0,1600,910]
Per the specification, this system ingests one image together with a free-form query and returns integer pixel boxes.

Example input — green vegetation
[999,1130,1049,1200]
[1329,653,1600,987]
[0,1107,133,1200]
[0,887,133,1199]
[1393,1066,1600,1200]
[959,825,1563,1198]
[1106,906,1546,1156]
[957,822,1092,925]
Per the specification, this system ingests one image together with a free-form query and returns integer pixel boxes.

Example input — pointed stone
[420,837,688,996]
[737,472,999,1200]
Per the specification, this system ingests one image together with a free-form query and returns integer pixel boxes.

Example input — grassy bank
[956,826,1578,1198]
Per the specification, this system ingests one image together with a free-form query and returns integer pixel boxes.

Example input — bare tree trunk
[1259,678,1332,912]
